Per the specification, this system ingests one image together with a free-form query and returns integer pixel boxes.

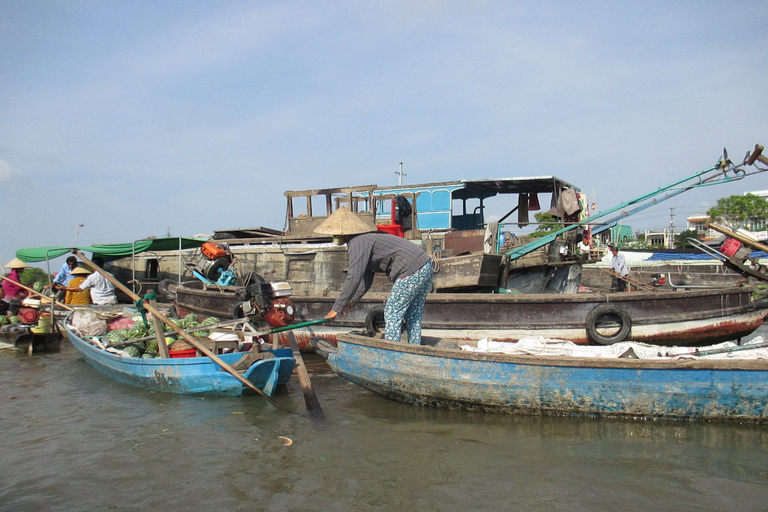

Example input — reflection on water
[1,344,767,511]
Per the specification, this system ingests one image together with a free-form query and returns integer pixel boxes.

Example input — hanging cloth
[528,193,541,211]
[518,193,529,228]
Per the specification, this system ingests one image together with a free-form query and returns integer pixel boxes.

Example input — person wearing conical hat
[64,265,92,305]
[2,258,29,300]
[315,206,433,344]
[56,256,117,305]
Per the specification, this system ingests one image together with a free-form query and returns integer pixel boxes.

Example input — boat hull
[174,281,768,348]
[328,333,768,421]
[63,322,295,396]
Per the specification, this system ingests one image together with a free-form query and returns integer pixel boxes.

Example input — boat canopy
[16,237,207,263]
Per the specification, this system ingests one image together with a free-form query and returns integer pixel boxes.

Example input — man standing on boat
[56,257,117,305]
[314,206,433,345]
[608,244,629,292]
[45,256,78,300]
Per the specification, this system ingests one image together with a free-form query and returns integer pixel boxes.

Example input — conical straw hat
[71,264,92,275]
[4,258,29,269]
[313,206,378,235]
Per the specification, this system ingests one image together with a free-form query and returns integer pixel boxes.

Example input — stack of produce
[103,315,220,359]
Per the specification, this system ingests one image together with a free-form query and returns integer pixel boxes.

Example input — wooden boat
[0,324,61,353]
[320,332,768,422]
[174,281,768,348]
[61,314,295,396]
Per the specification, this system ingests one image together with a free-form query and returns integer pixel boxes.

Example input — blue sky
[1,1,767,268]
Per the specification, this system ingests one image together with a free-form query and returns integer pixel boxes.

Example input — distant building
[686,214,717,241]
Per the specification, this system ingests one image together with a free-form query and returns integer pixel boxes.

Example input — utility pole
[396,162,406,186]
[668,207,675,249]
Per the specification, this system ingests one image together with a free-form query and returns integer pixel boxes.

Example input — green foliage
[526,212,561,238]
[19,267,51,290]
[707,194,768,230]
[674,229,700,248]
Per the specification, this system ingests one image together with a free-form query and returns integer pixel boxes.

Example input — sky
[1,0,767,269]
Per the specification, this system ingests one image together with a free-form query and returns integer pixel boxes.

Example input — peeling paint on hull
[329,334,768,422]
[63,321,295,396]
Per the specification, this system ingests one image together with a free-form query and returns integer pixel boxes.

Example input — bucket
[30,313,52,334]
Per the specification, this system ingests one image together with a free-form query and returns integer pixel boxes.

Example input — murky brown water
[2,341,768,512]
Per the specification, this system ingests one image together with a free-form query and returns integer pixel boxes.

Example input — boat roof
[16,237,207,263]
[376,176,579,200]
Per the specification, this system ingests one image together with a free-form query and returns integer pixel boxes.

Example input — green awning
[16,237,207,263]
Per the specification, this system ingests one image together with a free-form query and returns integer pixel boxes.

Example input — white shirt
[79,272,117,305]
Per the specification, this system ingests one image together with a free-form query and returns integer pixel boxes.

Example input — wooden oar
[0,274,74,311]
[73,250,288,411]
[271,318,330,418]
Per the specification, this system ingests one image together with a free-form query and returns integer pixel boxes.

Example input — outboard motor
[233,281,295,328]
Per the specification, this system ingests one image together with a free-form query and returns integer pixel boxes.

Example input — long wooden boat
[322,332,768,422]
[62,316,295,396]
[174,281,768,348]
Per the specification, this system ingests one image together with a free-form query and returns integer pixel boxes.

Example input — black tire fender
[364,306,386,336]
[586,304,632,345]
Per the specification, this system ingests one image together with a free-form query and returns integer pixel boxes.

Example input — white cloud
[0,159,20,184]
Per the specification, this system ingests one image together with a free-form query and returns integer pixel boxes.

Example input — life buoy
[586,304,632,345]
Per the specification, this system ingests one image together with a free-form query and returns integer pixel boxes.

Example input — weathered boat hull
[62,320,295,396]
[0,324,62,353]
[174,281,768,348]
[327,333,768,422]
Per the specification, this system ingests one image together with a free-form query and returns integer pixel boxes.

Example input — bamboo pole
[0,274,74,311]
[73,250,288,411]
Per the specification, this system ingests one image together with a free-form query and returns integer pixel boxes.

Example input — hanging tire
[157,279,178,301]
[365,306,386,336]
[586,304,632,345]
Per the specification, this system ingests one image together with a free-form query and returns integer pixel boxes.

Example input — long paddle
[270,318,331,419]
[0,274,74,311]
[73,250,288,411]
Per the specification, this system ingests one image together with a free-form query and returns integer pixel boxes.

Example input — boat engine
[187,242,238,285]
[233,281,296,328]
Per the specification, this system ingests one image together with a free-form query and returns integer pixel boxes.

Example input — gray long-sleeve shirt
[332,232,430,313]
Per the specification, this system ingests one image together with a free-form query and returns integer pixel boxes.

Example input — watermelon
[106,329,129,344]
[123,345,141,358]
[141,353,155,359]
[193,330,211,338]
[8,316,20,324]
[201,316,219,326]
[146,338,159,352]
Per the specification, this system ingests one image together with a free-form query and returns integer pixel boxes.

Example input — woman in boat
[314,206,433,345]
[2,258,29,301]
[64,265,92,305]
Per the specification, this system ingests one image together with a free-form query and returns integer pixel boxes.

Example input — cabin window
[145,259,159,280]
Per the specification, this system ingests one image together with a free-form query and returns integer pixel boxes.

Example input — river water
[2,333,768,512]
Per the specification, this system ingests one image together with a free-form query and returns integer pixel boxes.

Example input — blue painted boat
[323,333,768,422]
[63,319,295,397]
